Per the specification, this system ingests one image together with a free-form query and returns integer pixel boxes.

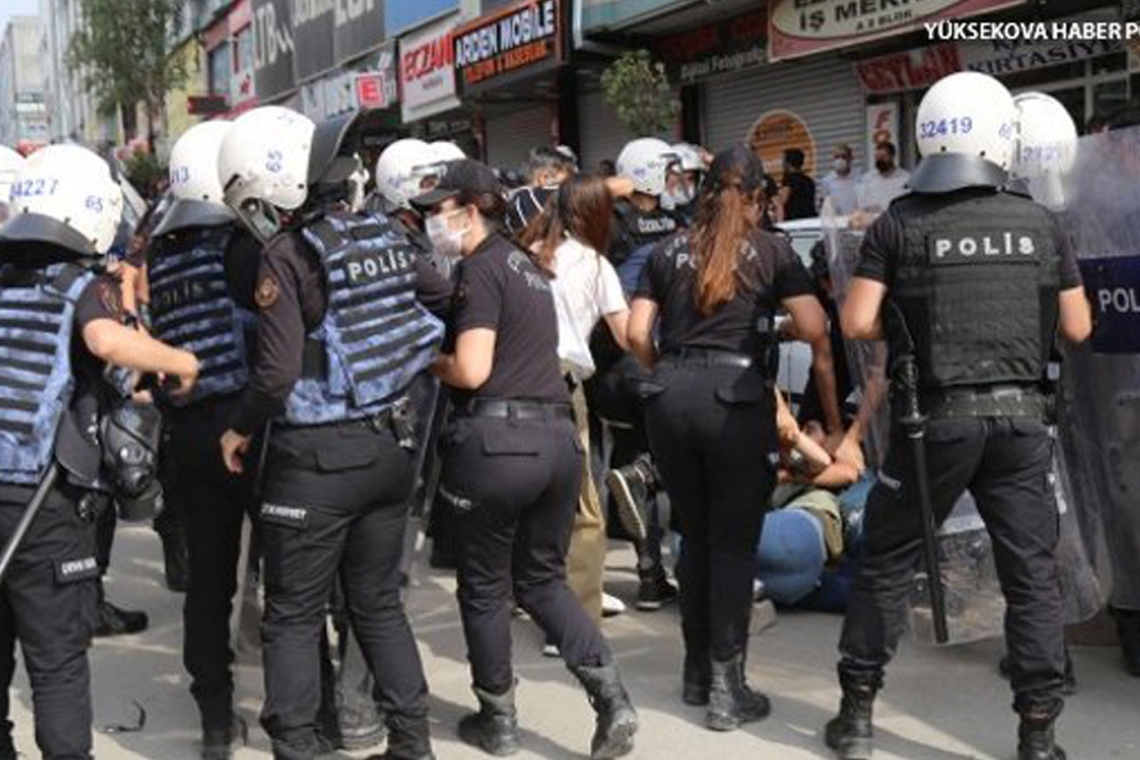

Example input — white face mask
[426,208,471,259]
[834,158,850,173]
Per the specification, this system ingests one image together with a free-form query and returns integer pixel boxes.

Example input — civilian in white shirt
[520,175,631,632]
[856,141,910,212]
[817,143,859,215]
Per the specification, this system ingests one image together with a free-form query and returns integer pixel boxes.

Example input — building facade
[0,15,49,148]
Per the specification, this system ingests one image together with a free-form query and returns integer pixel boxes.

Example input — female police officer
[215,106,453,760]
[412,160,638,760]
[627,144,832,731]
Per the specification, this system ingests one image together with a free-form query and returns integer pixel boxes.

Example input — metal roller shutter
[703,54,866,171]
[578,89,674,173]
[484,103,554,174]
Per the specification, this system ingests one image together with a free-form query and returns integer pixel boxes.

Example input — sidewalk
[8,524,1140,759]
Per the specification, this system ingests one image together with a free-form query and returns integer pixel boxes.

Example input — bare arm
[433,328,496,390]
[1058,286,1092,344]
[840,277,888,340]
[83,318,198,384]
[602,308,630,352]
[783,294,843,433]
[627,297,659,369]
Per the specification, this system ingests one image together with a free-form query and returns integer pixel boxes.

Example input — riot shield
[1055,125,1140,614]
[821,198,1100,645]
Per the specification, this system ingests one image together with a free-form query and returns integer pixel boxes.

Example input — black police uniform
[835,188,1079,724]
[585,199,680,586]
[438,230,635,760]
[634,226,813,718]
[441,231,612,684]
[0,265,127,760]
[231,211,452,760]
[146,223,262,749]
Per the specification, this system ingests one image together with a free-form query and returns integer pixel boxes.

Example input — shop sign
[301,68,358,120]
[856,43,960,93]
[768,0,1026,62]
[866,102,899,167]
[400,14,461,123]
[454,0,563,92]
[292,0,336,82]
[658,8,767,85]
[960,22,1125,77]
[748,110,817,180]
[334,0,386,66]
[300,43,397,120]
[252,0,296,100]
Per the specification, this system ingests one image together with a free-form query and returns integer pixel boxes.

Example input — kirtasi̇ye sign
[769,0,1027,61]
[453,0,563,92]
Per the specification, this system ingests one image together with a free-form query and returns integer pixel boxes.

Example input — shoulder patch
[255,274,280,308]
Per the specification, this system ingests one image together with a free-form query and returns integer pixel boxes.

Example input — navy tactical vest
[890,190,1061,389]
[285,212,444,426]
[0,263,94,485]
[148,227,252,406]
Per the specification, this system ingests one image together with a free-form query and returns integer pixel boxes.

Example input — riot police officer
[0,144,200,760]
[145,120,262,759]
[589,137,684,612]
[414,159,638,760]
[826,72,1092,760]
[216,106,451,760]
[627,144,831,731]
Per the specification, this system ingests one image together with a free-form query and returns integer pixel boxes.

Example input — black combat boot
[94,580,148,636]
[202,715,247,760]
[1017,705,1066,760]
[458,685,521,757]
[824,668,881,760]
[706,653,771,732]
[682,650,711,706]
[569,662,638,759]
[1112,607,1140,677]
[368,712,434,760]
[634,566,678,612]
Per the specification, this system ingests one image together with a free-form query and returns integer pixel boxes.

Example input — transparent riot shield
[1055,126,1140,614]
[821,198,1100,645]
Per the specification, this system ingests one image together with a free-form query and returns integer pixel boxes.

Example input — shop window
[1090,52,1128,76]
[208,42,232,97]
[1093,79,1129,120]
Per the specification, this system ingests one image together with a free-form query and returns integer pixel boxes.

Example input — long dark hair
[690,166,761,316]
[518,174,613,272]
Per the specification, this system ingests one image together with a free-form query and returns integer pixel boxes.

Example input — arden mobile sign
[768,0,1027,61]
[453,0,564,93]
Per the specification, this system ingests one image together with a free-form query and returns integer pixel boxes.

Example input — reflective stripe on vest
[148,228,251,405]
[285,212,444,425]
[892,191,1061,389]
[0,264,93,485]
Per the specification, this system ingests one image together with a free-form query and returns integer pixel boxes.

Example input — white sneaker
[542,643,561,658]
[601,592,626,618]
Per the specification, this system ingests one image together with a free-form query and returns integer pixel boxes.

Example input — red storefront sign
[856,43,962,93]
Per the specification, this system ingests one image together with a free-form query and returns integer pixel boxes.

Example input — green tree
[68,0,189,149]
[600,50,680,136]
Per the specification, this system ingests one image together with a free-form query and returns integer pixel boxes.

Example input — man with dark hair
[506,146,576,235]
[779,147,816,221]
[856,141,909,212]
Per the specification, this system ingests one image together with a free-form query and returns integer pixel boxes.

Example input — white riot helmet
[0,144,123,256]
[374,138,441,211]
[217,106,315,241]
[1011,92,1078,210]
[430,141,466,162]
[617,137,680,197]
[910,71,1016,193]
[0,145,25,223]
[672,143,706,174]
[155,120,235,236]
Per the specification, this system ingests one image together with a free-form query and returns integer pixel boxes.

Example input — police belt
[464,399,573,422]
[278,395,411,433]
[661,347,753,369]
[918,385,1048,419]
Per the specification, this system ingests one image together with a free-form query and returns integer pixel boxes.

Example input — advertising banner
[400,14,461,123]
[453,0,563,93]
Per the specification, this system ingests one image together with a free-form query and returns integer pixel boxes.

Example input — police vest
[285,213,444,426]
[148,227,252,406]
[891,191,1061,389]
[0,263,94,485]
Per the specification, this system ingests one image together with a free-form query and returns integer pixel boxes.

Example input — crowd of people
[0,67,1135,760]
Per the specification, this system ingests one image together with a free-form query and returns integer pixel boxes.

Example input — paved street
[8,523,1140,760]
